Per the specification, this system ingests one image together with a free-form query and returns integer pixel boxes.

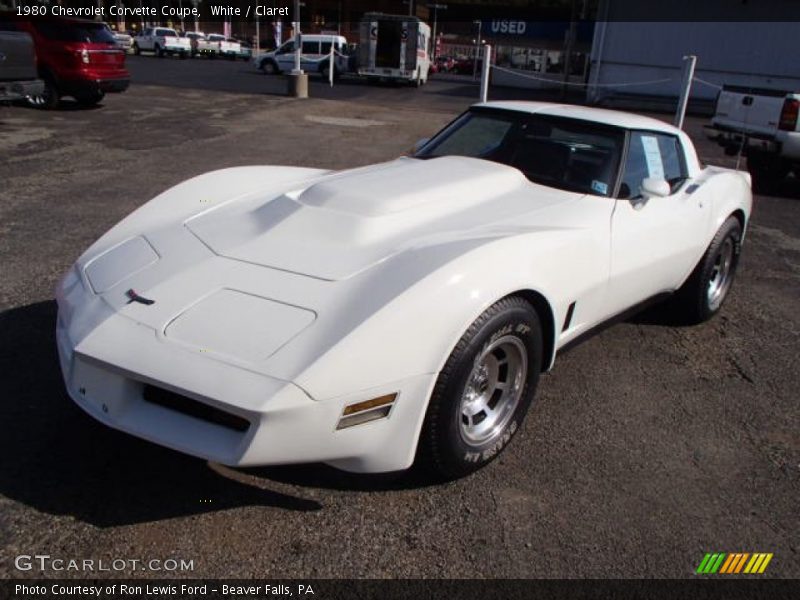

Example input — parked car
[0,28,44,102]
[56,102,751,479]
[180,30,205,57]
[110,28,133,53]
[9,16,128,109]
[133,27,190,58]
[705,85,800,192]
[204,33,240,60]
[254,34,347,78]
[435,55,455,73]
[230,38,252,61]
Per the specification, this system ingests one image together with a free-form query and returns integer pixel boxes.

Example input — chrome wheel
[707,236,735,310]
[459,335,527,445]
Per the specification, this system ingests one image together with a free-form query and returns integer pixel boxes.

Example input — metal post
[293,0,302,74]
[255,17,260,57]
[329,41,334,87]
[408,0,413,17]
[472,20,481,80]
[674,55,697,129]
[479,44,491,103]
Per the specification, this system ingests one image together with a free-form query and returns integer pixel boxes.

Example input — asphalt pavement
[0,56,798,579]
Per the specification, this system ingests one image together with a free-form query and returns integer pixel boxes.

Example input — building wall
[588,1,800,103]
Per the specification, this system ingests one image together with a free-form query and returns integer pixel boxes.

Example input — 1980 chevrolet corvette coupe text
[56,102,752,478]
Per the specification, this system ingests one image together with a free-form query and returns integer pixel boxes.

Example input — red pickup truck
[7,15,129,108]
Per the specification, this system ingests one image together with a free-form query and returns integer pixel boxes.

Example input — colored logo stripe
[697,552,773,574]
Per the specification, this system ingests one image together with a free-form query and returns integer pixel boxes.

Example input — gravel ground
[0,77,798,580]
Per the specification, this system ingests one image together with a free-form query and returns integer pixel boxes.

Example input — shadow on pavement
[0,301,321,528]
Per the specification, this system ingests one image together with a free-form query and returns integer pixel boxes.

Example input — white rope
[490,64,673,88]
[692,76,723,90]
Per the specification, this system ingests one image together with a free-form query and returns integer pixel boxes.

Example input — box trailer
[358,13,431,86]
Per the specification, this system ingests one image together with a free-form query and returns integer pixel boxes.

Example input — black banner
[3,580,800,600]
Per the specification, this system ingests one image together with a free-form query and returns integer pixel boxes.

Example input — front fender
[293,227,602,403]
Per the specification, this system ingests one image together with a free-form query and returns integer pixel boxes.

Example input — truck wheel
[133,42,140,56]
[748,154,790,194]
[27,75,59,110]
[262,60,277,74]
[417,296,542,480]
[155,44,164,58]
[179,51,187,60]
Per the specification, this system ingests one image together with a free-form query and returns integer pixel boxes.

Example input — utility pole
[429,3,447,62]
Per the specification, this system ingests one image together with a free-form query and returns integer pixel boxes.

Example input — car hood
[184,156,567,281]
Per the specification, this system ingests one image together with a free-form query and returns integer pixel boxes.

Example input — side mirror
[412,138,430,154]
[640,177,671,198]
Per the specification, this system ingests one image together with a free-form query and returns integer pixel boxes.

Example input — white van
[254,34,348,78]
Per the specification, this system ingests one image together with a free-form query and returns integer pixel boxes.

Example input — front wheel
[262,60,277,74]
[417,296,543,480]
[675,216,743,324]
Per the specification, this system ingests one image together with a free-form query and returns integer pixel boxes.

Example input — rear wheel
[155,44,164,58]
[675,216,742,324]
[418,296,542,480]
[262,60,277,74]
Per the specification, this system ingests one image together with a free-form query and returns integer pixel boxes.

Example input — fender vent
[143,385,250,432]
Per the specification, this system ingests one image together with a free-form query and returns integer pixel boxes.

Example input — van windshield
[415,108,625,197]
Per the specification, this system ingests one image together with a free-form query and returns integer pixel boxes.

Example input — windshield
[415,108,625,197]
[33,22,117,44]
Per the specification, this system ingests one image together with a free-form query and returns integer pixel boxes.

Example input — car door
[301,39,320,71]
[607,130,710,314]
[275,40,295,72]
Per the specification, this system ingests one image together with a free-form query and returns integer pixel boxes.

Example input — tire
[75,90,104,107]
[27,75,59,110]
[179,51,187,60]
[262,60,277,74]
[675,216,743,324]
[133,42,140,56]
[418,296,543,480]
[155,44,164,58]
[748,154,790,194]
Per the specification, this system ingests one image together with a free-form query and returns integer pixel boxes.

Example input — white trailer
[358,13,431,87]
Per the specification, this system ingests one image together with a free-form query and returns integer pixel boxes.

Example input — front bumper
[56,274,434,473]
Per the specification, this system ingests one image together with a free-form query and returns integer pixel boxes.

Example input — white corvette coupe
[56,102,752,479]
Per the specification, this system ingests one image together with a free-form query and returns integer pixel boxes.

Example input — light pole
[289,0,308,98]
[472,20,482,79]
[429,3,447,61]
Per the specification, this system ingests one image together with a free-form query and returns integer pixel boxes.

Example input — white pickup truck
[199,33,241,60]
[705,85,800,191]
[133,27,190,59]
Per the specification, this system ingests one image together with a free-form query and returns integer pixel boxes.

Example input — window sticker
[640,135,665,179]
[591,180,608,195]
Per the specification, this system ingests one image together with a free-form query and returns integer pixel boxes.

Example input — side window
[320,41,332,55]
[618,132,687,198]
[277,41,294,54]
[302,40,319,54]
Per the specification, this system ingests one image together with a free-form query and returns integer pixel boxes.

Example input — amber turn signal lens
[342,393,397,416]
